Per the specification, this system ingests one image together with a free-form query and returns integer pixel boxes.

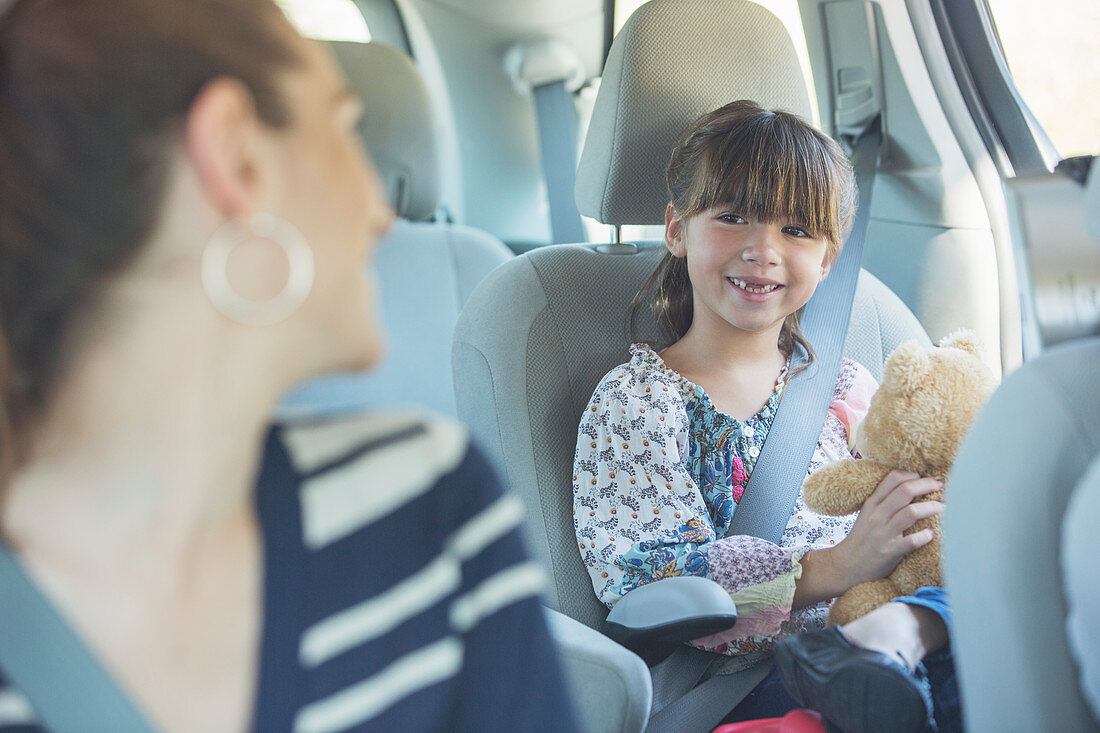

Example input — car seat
[943,159,1100,732]
[452,1,930,731]
[278,41,512,419]
[944,337,1100,732]
[1065,453,1100,725]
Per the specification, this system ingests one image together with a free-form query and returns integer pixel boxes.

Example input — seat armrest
[604,576,737,665]
[545,607,652,733]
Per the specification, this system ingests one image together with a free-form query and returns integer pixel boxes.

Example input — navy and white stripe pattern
[0,411,579,732]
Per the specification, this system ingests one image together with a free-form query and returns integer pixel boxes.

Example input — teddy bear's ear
[938,329,982,357]
[883,340,931,393]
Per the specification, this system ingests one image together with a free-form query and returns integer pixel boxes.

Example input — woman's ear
[184,77,269,220]
[665,203,686,257]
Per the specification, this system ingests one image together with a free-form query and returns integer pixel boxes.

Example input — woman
[0,0,577,730]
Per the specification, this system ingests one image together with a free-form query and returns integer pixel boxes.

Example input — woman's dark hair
[629,100,857,373]
[0,0,302,479]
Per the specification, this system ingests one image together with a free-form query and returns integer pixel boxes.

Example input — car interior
[275,0,1100,731]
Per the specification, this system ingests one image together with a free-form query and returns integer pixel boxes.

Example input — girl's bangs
[688,119,843,243]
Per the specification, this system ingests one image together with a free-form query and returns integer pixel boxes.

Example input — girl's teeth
[730,278,779,294]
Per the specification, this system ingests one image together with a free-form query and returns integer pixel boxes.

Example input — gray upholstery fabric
[544,608,653,733]
[574,0,812,226]
[1086,157,1100,241]
[452,242,929,633]
[944,337,1100,733]
[279,42,512,418]
[280,220,511,418]
[450,6,923,729]
[329,41,442,221]
[1064,454,1100,724]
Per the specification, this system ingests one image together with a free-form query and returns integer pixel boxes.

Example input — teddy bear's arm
[802,459,894,516]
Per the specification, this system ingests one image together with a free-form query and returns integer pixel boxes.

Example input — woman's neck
[2,303,292,579]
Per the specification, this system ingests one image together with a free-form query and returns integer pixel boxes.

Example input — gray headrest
[575,0,812,226]
[329,41,442,221]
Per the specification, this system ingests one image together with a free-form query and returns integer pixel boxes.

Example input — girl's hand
[830,470,944,590]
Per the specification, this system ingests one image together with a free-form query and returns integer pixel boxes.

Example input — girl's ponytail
[629,251,692,347]
[0,330,16,490]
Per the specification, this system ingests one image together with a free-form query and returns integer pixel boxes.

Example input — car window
[276,0,372,43]
[985,0,1099,157]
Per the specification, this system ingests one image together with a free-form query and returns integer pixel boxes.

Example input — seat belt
[504,39,589,244]
[532,79,588,244]
[0,544,156,732]
[726,117,882,543]
[643,118,883,733]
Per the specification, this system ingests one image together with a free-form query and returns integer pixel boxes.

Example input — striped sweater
[0,411,579,732]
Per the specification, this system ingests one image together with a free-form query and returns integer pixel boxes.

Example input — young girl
[573,100,957,732]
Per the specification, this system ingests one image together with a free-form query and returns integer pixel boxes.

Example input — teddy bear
[802,330,998,626]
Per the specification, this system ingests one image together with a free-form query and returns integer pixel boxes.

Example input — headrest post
[611,225,622,245]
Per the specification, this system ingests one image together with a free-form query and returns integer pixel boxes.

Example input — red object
[712,708,826,733]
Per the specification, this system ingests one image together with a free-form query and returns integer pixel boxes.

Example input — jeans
[721,587,962,733]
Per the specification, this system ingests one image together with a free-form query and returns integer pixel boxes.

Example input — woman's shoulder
[277,409,468,480]
[272,410,479,547]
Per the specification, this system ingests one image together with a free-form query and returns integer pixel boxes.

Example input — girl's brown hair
[630,100,857,372]
[0,0,302,479]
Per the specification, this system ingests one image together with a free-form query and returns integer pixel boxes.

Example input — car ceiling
[417,0,607,76]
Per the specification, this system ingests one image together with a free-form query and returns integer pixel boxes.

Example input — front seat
[943,157,1100,731]
[943,337,1100,732]
[452,1,929,731]
[279,41,512,419]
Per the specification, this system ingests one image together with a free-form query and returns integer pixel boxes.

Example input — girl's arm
[794,470,944,609]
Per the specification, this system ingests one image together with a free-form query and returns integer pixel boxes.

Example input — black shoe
[773,626,935,733]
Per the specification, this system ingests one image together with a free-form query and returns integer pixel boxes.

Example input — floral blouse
[573,344,878,664]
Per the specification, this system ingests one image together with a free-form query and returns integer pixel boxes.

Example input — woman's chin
[344,326,386,372]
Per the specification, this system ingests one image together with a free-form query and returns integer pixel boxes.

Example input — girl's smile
[727,275,784,300]
[666,204,832,341]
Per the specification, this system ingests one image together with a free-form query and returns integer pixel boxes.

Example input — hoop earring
[201,213,315,326]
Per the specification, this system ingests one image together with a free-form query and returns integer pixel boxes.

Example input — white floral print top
[573,344,878,663]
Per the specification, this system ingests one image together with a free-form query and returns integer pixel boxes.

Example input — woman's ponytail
[0,328,17,490]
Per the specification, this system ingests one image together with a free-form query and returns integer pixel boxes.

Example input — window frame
[350,0,412,55]
[930,0,1060,176]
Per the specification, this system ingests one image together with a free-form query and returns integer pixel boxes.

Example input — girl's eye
[782,225,811,238]
[717,213,746,224]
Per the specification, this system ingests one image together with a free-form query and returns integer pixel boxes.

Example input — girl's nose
[741,226,781,266]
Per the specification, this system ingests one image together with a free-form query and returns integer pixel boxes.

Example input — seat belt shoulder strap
[724,118,882,544]
[0,545,155,732]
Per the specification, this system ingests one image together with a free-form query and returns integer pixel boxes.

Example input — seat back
[279,42,511,418]
[944,337,1100,732]
[454,241,927,629]
[1064,453,1100,725]
[454,0,929,631]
